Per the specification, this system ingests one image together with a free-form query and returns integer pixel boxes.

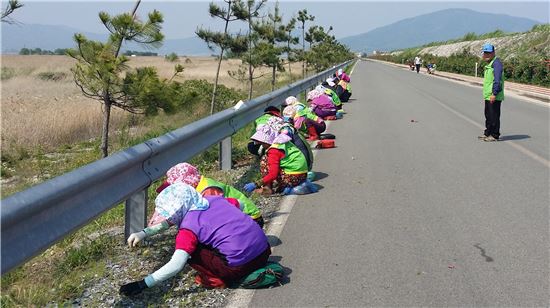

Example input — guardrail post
[220,136,232,170]
[124,188,148,241]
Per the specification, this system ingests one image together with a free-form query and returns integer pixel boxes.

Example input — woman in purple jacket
[120,183,271,295]
[307,89,337,119]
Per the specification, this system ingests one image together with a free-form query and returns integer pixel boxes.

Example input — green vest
[324,89,342,106]
[270,142,308,174]
[483,58,504,101]
[195,176,261,219]
[295,103,318,121]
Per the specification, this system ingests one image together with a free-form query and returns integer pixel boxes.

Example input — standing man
[478,43,504,142]
[414,56,422,74]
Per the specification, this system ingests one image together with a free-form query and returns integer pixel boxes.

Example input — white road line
[225,101,339,307]
[426,94,550,169]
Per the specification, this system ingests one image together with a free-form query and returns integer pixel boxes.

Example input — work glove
[120,279,147,296]
[127,231,146,248]
[243,182,257,193]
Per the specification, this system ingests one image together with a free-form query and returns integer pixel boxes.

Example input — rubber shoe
[478,134,488,140]
[483,136,498,142]
[195,274,226,289]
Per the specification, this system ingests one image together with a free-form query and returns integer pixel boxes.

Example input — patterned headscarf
[285,96,298,106]
[166,162,201,187]
[251,123,291,145]
[266,116,283,131]
[283,105,297,118]
[307,89,324,101]
[153,182,210,226]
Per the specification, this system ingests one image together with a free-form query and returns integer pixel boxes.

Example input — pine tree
[196,0,248,114]
[67,1,164,157]
[232,0,267,100]
[1,0,23,24]
[281,17,299,80]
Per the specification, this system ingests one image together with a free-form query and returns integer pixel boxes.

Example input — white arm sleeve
[144,249,190,287]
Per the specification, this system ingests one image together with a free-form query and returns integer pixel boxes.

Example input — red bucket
[315,139,335,149]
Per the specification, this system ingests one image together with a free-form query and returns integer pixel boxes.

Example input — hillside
[396,25,550,60]
[340,8,541,53]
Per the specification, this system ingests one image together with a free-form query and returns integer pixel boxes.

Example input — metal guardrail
[0,60,353,274]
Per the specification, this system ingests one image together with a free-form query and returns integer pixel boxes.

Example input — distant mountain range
[339,8,541,53]
[1,23,213,55]
[2,8,542,55]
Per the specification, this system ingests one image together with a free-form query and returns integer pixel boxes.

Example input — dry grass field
[1,55,301,156]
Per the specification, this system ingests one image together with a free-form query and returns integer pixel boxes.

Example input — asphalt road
[247,60,549,307]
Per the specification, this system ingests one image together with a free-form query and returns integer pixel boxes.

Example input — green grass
[37,71,67,81]
[1,67,16,80]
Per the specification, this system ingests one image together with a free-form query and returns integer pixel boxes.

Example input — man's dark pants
[484,100,501,139]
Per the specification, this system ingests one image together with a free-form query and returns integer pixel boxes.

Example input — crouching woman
[120,183,271,295]
[244,123,308,195]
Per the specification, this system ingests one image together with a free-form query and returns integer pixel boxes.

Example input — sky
[2,1,549,39]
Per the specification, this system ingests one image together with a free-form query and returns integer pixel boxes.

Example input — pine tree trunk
[248,69,253,100]
[302,26,305,79]
[287,40,292,80]
[247,6,253,101]
[211,0,232,115]
[211,52,223,115]
[101,96,112,158]
[271,65,276,92]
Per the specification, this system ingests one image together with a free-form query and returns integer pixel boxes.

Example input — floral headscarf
[166,163,201,187]
[307,89,324,101]
[152,182,209,226]
[266,116,283,131]
[285,96,298,106]
[251,123,291,145]
[283,105,297,119]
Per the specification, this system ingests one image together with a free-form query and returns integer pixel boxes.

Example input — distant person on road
[478,43,504,142]
[414,56,422,73]
[427,62,436,74]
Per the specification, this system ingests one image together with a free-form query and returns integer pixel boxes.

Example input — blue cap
[482,43,495,53]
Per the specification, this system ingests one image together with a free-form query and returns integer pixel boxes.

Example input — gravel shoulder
[74,163,283,307]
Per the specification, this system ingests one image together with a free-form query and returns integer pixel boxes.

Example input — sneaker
[483,136,498,142]
[478,134,488,139]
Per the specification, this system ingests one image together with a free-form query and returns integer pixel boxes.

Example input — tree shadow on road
[499,134,530,141]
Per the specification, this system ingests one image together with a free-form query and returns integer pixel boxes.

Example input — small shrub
[37,71,67,81]
[56,236,115,274]
[165,52,179,62]
[1,67,16,80]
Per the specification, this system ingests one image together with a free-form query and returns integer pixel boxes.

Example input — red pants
[188,245,271,285]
